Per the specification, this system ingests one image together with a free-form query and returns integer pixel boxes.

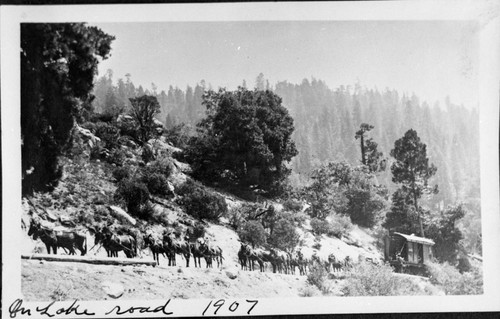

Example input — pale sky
[94,21,479,108]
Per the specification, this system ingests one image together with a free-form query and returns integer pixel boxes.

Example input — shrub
[299,284,321,297]
[426,261,483,295]
[310,217,331,236]
[90,144,106,160]
[328,213,353,238]
[307,261,329,293]
[283,198,303,212]
[112,166,131,182]
[93,121,121,150]
[277,210,307,227]
[228,208,246,231]
[177,179,228,222]
[137,201,155,220]
[141,144,155,163]
[342,261,426,296]
[143,157,174,178]
[116,177,150,218]
[107,148,127,166]
[268,218,300,252]
[237,220,267,248]
[142,173,169,196]
[140,158,174,196]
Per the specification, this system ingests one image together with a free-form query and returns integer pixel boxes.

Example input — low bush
[237,220,267,248]
[342,261,426,296]
[310,217,331,236]
[112,166,131,182]
[426,261,483,295]
[142,173,169,196]
[328,213,353,238]
[283,198,303,212]
[228,208,246,231]
[107,148,127,166]
[267,218,300,252]
[90,144,106,160]
[177,179,228,222]
[93,121,121,150]
[299,284,321,297]
[116,177,150,218]
[143,157,174,178]
[137,201,156,221]
[140,158,174,196]
[307,261,329,293]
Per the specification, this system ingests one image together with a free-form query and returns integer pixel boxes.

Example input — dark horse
[238,244,248,270]
[28,219,87,255]
[163,232,191,267]
[239,243,265,272]
[144,232,168,265]
[197,238,224,268]
[95,226,137,258]
[190,238,206,268]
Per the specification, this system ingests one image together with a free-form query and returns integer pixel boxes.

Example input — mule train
[27,218,224,269]
[143,230,224,268]
[27,218,372,276]
[237,243,354,276]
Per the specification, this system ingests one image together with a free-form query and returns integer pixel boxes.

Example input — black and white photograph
[2,1,500,317]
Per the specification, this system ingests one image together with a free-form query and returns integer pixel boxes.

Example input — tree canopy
[389,129,438,236]
[302,162,387,227]
[355,123,385,173]
[128,95,161,144]
[21,23,114,195]
[185,87,298,196]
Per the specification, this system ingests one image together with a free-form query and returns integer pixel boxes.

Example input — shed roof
[393,232,435,246]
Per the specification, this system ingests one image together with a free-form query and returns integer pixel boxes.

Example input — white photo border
[2,1,499,317]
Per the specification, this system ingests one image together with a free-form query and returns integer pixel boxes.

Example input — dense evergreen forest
[91,72,481,254]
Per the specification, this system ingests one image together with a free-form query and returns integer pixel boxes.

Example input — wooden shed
[384,232,435,275]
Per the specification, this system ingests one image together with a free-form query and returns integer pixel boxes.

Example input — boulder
[117,114,134,124]
[147,138,180,157]
[101,281,124,299]
[108,205,136,225]
[225,268,239,280]
[76,125,101,148]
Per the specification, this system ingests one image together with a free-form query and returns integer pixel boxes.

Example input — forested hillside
[92,73,480,205]
[91,72,481,256]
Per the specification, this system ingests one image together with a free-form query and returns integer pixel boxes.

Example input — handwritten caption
[9,298,258,317]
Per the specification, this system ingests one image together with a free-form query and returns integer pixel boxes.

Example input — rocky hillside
[21,127,440,300]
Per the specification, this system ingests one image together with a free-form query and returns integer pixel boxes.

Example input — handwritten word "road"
[105,300,173,316]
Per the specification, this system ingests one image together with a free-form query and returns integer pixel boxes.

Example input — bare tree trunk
[414,192,425,237]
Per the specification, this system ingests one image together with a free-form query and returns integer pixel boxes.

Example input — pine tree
[355,123,385,173]
[21,23,114,194]
[390,129,438,236]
